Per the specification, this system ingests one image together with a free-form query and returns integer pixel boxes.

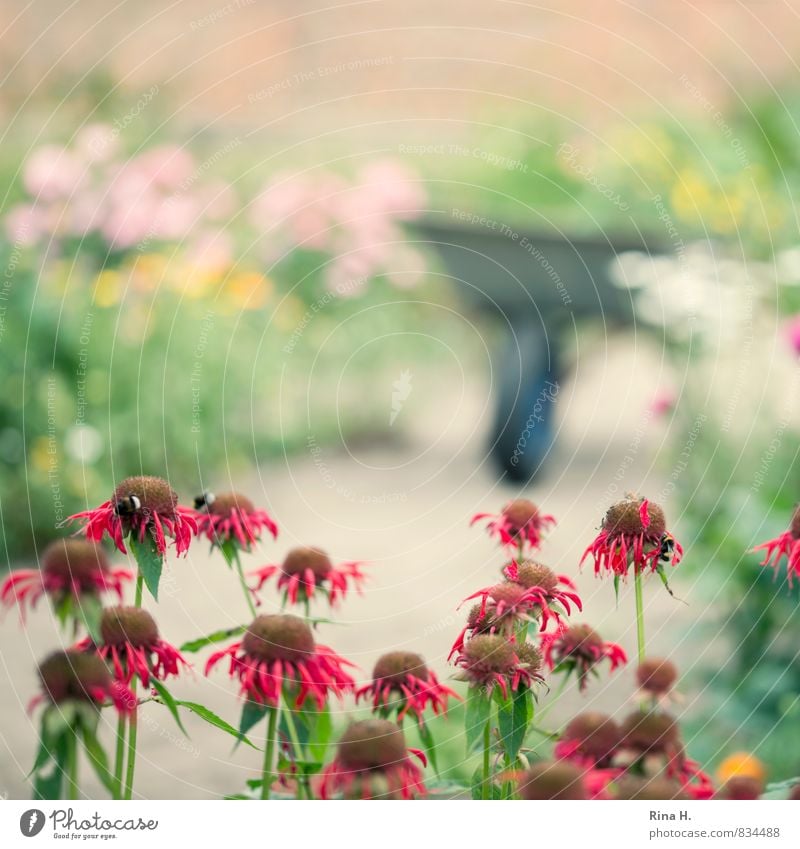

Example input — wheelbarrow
[411,215,658,481]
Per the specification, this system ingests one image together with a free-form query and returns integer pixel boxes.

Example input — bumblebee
[656,533,676,566]
[193,490,216,511]
[114,494,142,516]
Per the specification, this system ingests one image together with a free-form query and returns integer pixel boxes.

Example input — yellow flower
[717,752,766,784]
[221,271,273,311]
[93,270,123,307]
[29,436,53,473]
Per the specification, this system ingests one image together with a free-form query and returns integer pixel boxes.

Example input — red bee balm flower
[356,651,458,723]
[754,505,800,586]
[581,496,682,577]
[205,614,355,708]
[1,539,132,619]
[194,491,277,551]
[471,499,555,551]
[554,712,621,768]
[541,624,627,690]
[68,475,197,556]
[319,719,427,800]
[32,650,134,716]
[75,607,188,687]
[453,634,544,697]
[251,546,365,607]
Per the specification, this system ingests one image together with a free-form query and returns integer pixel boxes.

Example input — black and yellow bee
[114,494,142,516]
[193,490,216,510]
[656,533,676,566]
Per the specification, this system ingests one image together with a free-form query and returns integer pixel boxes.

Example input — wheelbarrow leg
[490,324,559,482]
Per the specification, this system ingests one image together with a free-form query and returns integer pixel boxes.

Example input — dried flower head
[518,761,588,800]
[637,658,678,696]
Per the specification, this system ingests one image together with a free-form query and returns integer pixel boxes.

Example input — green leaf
[497,685,531,764]
[465,687,491,753]
[613,574,621,607]
[219,539,237,568]
[77,594,104,643]
[470,766,502,800]
[176,700,258,749]
[180,625,245,653]
[130,533,163,600]
[239,699,269,738]
[79,725,116,796]
[306,704,332,763]
[415,717,439,776]
[151,679,188,735]
[33,730,71,800]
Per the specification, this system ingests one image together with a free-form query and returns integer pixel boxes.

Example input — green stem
[634,568,646,663]
[261,705,279,800]
[121,573,145,800]
[282,702,311,800]
[133,574,144,608]
[481,722,491,800]
[113,714,126,800]
[123,696,138,800]
[233,551,257,619]
[66,729,79,800]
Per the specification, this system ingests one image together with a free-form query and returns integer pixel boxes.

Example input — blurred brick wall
[3,0,799,143]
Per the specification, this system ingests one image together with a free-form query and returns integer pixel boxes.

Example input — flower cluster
[548,703,715,800]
